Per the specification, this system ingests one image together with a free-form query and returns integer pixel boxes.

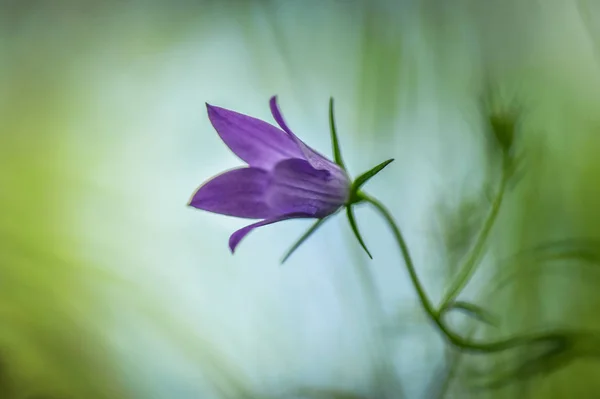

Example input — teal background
[2,1,600,398]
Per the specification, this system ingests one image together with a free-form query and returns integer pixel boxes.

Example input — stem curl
[359,191,559,353]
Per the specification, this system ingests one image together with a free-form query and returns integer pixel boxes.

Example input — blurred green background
[2,1,600,398]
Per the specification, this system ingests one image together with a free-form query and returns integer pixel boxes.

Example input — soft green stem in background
[438,155,510,310]
[359,192,470,349]
[360,190,568,354]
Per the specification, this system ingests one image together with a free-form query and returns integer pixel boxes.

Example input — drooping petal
[266,158,350,218]
[229,212,313,253]
[189,167,272,219]
[206,103,302,169]
[268,96,340,172]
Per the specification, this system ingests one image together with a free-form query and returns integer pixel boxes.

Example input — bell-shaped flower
[189,96,351,253]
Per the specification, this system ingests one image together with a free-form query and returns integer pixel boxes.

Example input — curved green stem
[359,191,557,353]
[439,156,510,309]
[359,192,438,323]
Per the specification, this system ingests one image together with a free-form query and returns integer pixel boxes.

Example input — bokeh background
[2,1,600,398]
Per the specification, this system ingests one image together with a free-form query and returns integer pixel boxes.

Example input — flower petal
[206,103,302,169]
[189,167,272,219]
[269,96,339,171]
[229,212,313,253]
[267,158,349,218]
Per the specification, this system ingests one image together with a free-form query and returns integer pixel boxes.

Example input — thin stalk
[359,193,438,323]
[359,191,558,353]
[439,156,510,309]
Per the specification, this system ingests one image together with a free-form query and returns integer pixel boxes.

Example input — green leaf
[346,206,372,259]
[281,217,329,264]
[351,158,394,192]
[329,97,346,171]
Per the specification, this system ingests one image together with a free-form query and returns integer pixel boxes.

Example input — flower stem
[359,192,438,323]
[359,190,552,353]
[438,155,510,310]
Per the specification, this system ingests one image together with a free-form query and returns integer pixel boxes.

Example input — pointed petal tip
[229,226,254,254]
[206,103,228,119]
[187,186,202,208]
[205,102,219,115]
[228,213,313,256]
[187,168,272,219]
[204,99,303,169]
[228,231,242,254]
[205,103,218,120]
[187,197,205,210]
[187,181,213,211]
[268,96,279,112]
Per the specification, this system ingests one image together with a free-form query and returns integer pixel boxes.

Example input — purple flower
[189,96,351,253]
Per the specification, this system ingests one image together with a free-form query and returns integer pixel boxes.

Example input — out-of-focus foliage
[3,1,600,398]
[0,13,133,399]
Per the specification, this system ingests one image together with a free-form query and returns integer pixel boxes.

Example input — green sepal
[280,217,329,264]
[329,97,347,171]
[346,205,372,259]
[350,159,394,196]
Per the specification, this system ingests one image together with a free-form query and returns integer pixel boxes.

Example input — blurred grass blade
[474,333,578,390]
[442,301,498,327]
[529,238,600,263]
